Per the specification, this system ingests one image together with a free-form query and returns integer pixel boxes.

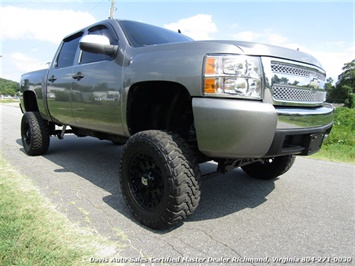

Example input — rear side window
[80,25,118,64]
[56,32,83,68]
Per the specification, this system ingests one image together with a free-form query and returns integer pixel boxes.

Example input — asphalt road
[1,103,354,265]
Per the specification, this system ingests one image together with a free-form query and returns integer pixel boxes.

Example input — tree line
[0,78,19,97]
[326,59,355,108]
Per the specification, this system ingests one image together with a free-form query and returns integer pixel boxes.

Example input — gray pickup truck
[20,19,333,229]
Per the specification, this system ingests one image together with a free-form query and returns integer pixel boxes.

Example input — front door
[71,24,123,134]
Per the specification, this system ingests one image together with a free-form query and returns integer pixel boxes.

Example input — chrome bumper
[275,103,334,129]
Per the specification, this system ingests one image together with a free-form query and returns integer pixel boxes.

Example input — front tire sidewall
[119,131,201,229]
[21,112,50,156]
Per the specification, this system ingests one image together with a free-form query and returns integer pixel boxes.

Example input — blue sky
[0,0,354,83]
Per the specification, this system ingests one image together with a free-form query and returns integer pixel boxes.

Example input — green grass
[311,107,355,164]
[0,99,20,103]
[0,154,118,265]
[312,144,355,163]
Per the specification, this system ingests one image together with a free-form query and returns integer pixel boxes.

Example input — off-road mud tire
[119,130,201,229]
[21,112,50,156]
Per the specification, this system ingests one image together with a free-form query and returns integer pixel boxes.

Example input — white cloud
[1,6,96,44]
[312,47,354,82]
[267,34,289,46]
[164,14,217,40]
[232,30,289,46]
[231,23,239,29]
[10,52,49,73]
[232,31,260,42]
[0,52,49,81]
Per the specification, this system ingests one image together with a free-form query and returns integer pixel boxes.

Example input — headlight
[203,55,263,99]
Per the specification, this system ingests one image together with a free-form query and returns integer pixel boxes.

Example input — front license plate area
[303,133,325,155]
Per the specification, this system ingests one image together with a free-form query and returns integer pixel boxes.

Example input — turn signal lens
[205,57,216,75]
[204,78,217,93]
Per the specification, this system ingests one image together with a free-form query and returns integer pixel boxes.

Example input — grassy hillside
[0,78,19,96]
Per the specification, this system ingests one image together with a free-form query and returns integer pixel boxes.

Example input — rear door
[47,32,83,125]
[71,24,123,134]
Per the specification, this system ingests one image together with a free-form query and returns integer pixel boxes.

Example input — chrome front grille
[271,62,325,81]
[267,59,326,106]
[273,86,326,103]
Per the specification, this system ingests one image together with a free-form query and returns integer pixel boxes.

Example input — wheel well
[23,91,39,112]
[127,81,194,136]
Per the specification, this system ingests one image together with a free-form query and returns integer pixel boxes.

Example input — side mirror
[79,35,118,56]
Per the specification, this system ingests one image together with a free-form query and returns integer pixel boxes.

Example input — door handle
[72,72,84,81]
[48,75,57,82]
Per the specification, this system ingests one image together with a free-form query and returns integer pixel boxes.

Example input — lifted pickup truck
[20,19,333,229]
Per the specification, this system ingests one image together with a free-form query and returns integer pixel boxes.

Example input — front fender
[193,98,277,158]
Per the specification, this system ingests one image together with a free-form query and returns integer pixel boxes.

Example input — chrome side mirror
[79,35,118,56]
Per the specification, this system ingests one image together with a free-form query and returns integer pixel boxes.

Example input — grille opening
[281,131,329,156]
[283,135,304,149]
[273,86,326,103]
[271,62,325,81]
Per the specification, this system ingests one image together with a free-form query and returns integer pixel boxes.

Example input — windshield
[118,20,194,47]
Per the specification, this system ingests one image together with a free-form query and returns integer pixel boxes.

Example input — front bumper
[192,98,333,159]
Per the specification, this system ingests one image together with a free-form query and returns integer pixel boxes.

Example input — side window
[80,25,118,64]
[56,32,83,68]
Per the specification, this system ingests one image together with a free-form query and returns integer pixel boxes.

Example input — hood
[197,40,324,69]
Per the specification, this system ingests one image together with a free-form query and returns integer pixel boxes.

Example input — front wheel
[241,155,296,180]
[119,130,201,229]
[21,112,50,156]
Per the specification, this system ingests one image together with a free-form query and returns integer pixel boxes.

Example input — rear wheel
[21,112,50,156]
[241,155,296,180]
[119,130,201,229]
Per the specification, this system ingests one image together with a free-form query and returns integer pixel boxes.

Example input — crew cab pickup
[20,19,333,229]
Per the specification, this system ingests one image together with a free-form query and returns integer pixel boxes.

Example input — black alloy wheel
[119,130,201,229]
[128,152,164,210]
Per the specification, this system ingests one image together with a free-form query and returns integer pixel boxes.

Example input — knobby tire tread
[21,112,50,156]
[119,130,201,229]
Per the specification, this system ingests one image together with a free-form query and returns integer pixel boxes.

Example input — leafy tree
[325,77,334,88]
[338,60,355,107]
[0,78,19,96]
[325,77,335,102]
[338,60,355,92]
[327,84,352,103]
[326,60,355,106]
[345,92,355,108]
